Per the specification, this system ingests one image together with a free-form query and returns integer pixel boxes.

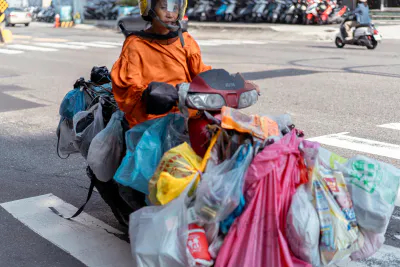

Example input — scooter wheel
[335,37,345,48]
[367,39,378,50]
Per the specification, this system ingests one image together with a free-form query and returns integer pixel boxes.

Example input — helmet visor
[159,0,181,13]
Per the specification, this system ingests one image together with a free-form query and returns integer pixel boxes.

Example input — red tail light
[27,13,32,17]
[9,14,17,17]
[183,15,188,21]
[374,29,378,35]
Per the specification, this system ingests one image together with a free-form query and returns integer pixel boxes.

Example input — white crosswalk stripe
[378,123,400,131]
[6,44,58,52]
[94,41,123,46]
[0,194,133,267]
[196,39,288,47]
[0,48,24,54]
[308,132,400,160]
[68,42,116,48]
[34,42,88,50]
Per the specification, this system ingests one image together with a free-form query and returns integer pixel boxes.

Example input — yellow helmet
[139,0,187,21]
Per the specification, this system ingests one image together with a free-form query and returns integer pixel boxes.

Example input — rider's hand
[142,82,179,115]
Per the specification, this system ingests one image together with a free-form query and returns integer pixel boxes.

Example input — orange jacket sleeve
[111,37,147,126]
[186,37,212,79]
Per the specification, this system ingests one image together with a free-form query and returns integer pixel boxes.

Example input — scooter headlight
[187,93,226,110]
[238,90,258,109]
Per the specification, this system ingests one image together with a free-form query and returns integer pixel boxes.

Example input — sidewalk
[75,20,400,41]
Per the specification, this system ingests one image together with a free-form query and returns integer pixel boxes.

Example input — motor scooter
[335,15,382,49]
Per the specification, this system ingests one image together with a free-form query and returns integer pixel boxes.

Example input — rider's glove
[142,82,179,115]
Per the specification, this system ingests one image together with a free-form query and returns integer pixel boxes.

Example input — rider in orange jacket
[111,0,212,128]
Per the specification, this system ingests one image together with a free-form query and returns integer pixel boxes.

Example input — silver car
[5,8,32,27]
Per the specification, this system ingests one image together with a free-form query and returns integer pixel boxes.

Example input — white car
[5,7,32,27]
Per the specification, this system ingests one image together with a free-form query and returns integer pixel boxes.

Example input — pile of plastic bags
[57,74,400,266]
[120,108,400,267]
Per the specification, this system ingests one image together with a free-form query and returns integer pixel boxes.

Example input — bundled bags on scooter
[56,68,400,266]
[126,111,400,267]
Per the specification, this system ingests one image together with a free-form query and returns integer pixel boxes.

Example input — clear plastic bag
[339,156,400,234]
[87,111,124,182]
[114,114,189,194]
[73,103,105,159]
[311,154,360,266]
[56,117,79,157]
[194,143,254,223]
[129,178,197,267]
[286,184,321,267]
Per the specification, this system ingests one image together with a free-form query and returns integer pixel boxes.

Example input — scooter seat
[356,23,371,28]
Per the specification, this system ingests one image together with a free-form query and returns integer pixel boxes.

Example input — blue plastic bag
[59,88,86,119]
[114,114,189,194]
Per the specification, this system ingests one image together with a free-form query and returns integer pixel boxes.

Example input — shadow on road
[307,45,362,50]
[242,68,321,80]
[289,57,400,79]
[0,85,45,113]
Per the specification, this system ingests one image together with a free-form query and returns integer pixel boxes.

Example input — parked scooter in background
[264,0,278,22]
[291,0,307,24]
[305,0,319,24]
[238,0,256,21]
[271,0,288,23]
[224,0,242,21]
[215,0,229,21]
[327,4,349,24]
[282,0,297,23]
[252,0,269,22]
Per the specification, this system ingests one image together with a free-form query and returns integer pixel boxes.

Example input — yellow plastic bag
[148,131,220,205]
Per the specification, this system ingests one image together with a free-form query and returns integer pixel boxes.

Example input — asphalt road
[1,23,400,267]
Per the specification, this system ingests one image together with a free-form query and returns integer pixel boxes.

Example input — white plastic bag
[286,185,321,267]
[87,110,124,182]
[73,103,105,159]
[129,177,198,267]
[340,156,400,234]
[57,118,79,157]
[194,143,253,223]
[350,229,383,261]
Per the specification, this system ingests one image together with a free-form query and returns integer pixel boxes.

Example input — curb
[188,21,277,32]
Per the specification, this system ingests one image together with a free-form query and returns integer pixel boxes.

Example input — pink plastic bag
[215,130,311,267]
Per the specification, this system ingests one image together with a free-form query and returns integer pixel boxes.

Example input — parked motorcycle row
[25,6,56,23]
[187,0,350,25]
[84,0,119,20]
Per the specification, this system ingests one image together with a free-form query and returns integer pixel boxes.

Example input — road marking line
[378,123,400,131]
[68,42,116,48]
[34,42,88,50]
[0,48,24,54]
[6,44,58,52]
[33,38,69,42]
[0,194,133,267]
[197,39,268,46]
[94,41,123,46]
[12,35,32,40]
[308,132,400,160]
